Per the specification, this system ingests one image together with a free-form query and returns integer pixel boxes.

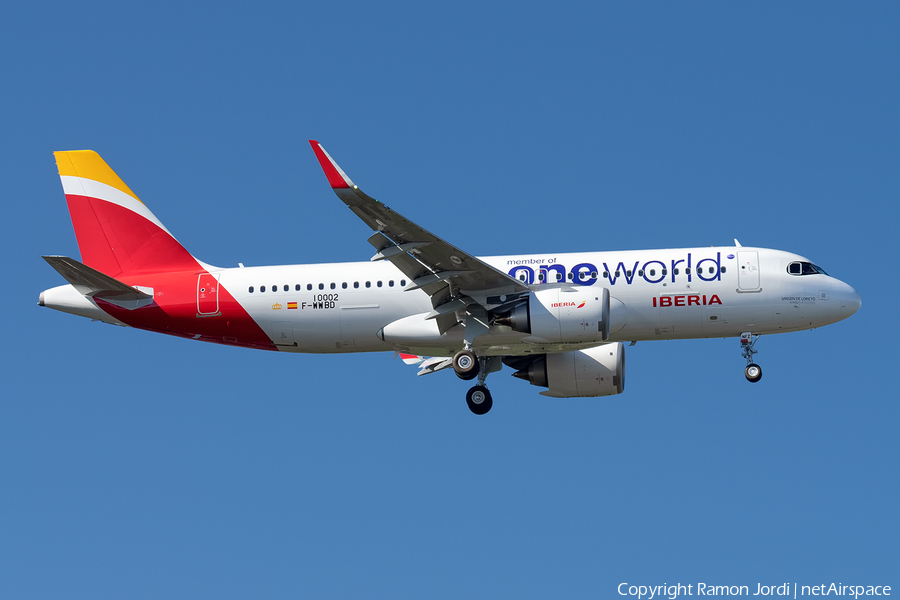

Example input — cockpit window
[787,261,828,276]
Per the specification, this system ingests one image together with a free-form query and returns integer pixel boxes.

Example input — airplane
[39,141,862,414]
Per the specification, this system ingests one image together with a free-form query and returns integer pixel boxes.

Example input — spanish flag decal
[288,302,298,309]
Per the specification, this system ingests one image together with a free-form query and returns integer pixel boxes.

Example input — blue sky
[1,2,897,598]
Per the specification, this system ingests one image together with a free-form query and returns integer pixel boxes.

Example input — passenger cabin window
[307,284,313,291]
[295,284,301,291]
[673,269,679,275]
[249,286,254,293]
[389,280,394,287]
[319,283,324,290]
[366,281,371,288]
[342,282,348,289]
[283,284,289,292]
[377,281,383,287]
[354,282,359,288]
[261,286,266,292]
[330,283,336,289]
[401,279,406,286]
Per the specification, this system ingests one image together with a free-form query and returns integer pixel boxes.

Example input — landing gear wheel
[466,385,493,415]
[745,363,762,383]
[453,349,479,381]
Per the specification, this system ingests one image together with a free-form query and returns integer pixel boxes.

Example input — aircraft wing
[309,140,530,333]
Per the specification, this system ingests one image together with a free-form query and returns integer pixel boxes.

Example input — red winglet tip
[309,140,351,189]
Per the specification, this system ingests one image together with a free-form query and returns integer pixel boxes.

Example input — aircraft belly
[290,303,341,351]
[657,288,704,337]
[339,304,390,352]
[607,289,657,340]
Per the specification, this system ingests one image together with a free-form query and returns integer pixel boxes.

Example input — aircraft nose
[841,285,861,319]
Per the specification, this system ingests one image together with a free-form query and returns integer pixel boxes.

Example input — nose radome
[841,286,861,319]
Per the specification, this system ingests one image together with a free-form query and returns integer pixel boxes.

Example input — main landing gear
[452,349,479,381]
[453,348,497,415]
[741,331,762,383]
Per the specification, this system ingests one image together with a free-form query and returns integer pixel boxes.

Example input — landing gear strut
[741,332,762,383]
[455,350,500,415]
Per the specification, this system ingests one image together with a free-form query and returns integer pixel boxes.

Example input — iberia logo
[272,303,282,310]
[577,301,586,308]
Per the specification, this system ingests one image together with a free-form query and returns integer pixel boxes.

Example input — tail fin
[55,151,199,277]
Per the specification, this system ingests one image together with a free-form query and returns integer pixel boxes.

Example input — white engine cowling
[498,287,612,344]
[513,343,625,398]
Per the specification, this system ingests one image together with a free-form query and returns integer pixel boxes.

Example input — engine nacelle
[497,287,611,344]
[513,343,625,398]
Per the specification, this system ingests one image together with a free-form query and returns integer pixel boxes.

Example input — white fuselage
[215,246,859,356]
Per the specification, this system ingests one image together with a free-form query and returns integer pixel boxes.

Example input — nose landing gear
[741,332,762,383]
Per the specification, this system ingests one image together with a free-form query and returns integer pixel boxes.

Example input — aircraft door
[197,273,220,316]
[737,251,760,291]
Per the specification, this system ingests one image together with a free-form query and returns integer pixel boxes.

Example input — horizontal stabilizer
[397,353,453,376]
[42,255,153,304]
[399,353,425,365]
[416,357,453,376]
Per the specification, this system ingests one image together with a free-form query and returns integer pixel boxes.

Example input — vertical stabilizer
[55,151,199,277]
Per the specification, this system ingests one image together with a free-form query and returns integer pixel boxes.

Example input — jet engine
[510,343,625,398]
[495,287,613,344]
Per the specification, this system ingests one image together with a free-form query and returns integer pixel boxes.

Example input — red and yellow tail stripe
[55,150,197,277]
